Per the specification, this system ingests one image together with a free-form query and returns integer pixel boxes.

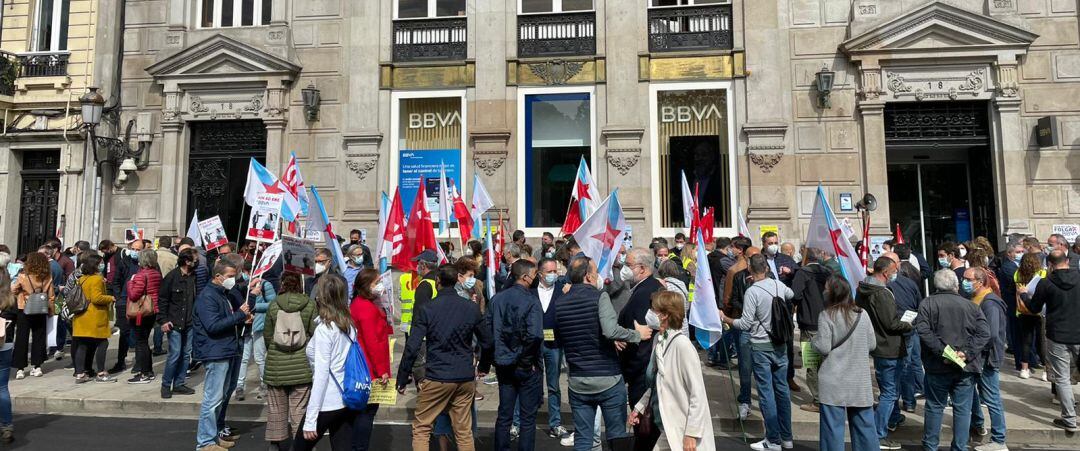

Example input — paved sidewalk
[10,333,1080,446]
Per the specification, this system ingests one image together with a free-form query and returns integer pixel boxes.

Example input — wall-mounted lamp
[302,83,321,122]
[815,67,836,109]
[80,87,150,187]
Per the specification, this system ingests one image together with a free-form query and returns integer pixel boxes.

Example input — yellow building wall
[0,0,99,129]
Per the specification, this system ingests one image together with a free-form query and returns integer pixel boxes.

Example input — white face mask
[373,282,386,295]
[620,265,634,282]
[959,247,967,258]
[315,263,328,275]
[766,244,779,256]
[592,275,604,290]
[464,249,474,257]
[645,309,661,330]
[220,276,236,291]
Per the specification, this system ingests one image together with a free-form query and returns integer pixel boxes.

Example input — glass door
[887,162,973,268]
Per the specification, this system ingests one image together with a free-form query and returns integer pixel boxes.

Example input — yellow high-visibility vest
[399,273,437,331]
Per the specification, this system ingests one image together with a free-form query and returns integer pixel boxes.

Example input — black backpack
[755,284,794,346]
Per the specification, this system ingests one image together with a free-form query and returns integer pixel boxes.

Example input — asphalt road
[1,415,1073,450]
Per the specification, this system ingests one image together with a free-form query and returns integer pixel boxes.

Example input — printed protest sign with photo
[198,216,229,251]
[281,236,316,276]
[124,228,145,244]
[254,241,283,277]
[247,193,283,243]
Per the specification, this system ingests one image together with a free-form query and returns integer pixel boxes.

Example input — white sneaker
[974,443,1009,451]
[29,367,43,377]
[560,432,574,447]
[738,403,751,420]
[53,351,64,361]
[1019,369,1031,379]
[509,425,519,441]
[782,441,794,449]
[14,370,24,380]
[1042,372,1049,382]
[749,439,781,450]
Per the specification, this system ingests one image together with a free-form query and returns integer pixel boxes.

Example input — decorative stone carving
[190,95,209,113]
[749,153,784,173]
[605,148,640,176]
[529,60,584,86]
[241,95,263,113]
[473,150,508,176]
[859,69,883,101]
[884,67,988,101]
[345,154,379,180]
[996,63,1019,97]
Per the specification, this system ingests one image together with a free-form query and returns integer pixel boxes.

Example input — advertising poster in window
[657,89,731,229]
[397,97,463,219]
[524,93,592,228]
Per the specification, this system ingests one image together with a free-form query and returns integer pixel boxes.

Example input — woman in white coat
[630,291,714,451]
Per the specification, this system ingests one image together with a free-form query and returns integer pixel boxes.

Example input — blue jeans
[196,359,231,448]
[751,344,792,445]
[735,329,752,404]
[494,366,543,451]
[0,348,12,426]
[819,404,877,451]
[541,346,564,429]
[153,324,164,352]
[901,335,925,408]
[923,372,975,451]
[873,357,904,439]
[162,328,192,389]
[218,355,242,431]
[568,381,628,451]
[971,367,1006,444]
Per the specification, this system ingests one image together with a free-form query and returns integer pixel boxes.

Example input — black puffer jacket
[1029,269,1080,345]
[791,263,831,331]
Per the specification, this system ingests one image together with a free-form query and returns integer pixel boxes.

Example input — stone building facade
[4,0,1080,260]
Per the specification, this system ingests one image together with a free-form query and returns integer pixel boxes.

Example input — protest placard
[282,236,316,276]
[247,193,283,243]
[198,216,229,251]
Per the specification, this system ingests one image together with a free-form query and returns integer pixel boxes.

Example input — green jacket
[262,292,317,387]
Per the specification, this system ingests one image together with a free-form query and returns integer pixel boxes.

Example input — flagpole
[235,204,247,246]
[244,244,263,312]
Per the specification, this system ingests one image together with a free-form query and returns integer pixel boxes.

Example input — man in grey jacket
[915,270,990,451]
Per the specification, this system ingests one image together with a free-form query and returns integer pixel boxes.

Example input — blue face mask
[462,276,477,290]
[961,280,974,294]
[937,257,949,268]
[128,249,140,261]
[97,263,105,273]
[1014,254,1023,264]
[888,272,898,283]
[543,273,557,286]
[352,256,364,265]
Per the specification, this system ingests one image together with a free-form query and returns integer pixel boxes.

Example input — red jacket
[350,296,393,379]
[127,267,163,314]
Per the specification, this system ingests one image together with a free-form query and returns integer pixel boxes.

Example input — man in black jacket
[107,239,142,374]
[915,269,990,451]
[158,248,199,399]
[1028,250,1080,432]
[885,251,925,413]
[398,264,493,451]
[790,247,830,411]
[616,248,663,451]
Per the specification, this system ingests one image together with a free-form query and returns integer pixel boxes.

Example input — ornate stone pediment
[841,2,1037,56]
[146,34,301,80]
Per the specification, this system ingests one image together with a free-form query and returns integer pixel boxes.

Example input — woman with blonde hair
[10,252,54,379]
[630,291,714,451]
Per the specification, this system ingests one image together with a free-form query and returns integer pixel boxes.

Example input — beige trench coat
[634,331,715,451]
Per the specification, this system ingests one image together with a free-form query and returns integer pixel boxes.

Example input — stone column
[993,58,1028,236]
[857,100,891,235]
[158,88,184,234]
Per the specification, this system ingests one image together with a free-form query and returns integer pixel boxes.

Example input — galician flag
[471,173,494,238]
[573,190,627,280]
[689,230,725,349]
[243,158,284,207]
[806,185,865,289]
[376,192,390,273]
[308,187,348,273]
[484,215,497,299]
[560,156,601,236]
[438,162,452,235]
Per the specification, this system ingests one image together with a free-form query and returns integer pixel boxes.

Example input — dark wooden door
[186,121,267,244]
[18,151,60,257]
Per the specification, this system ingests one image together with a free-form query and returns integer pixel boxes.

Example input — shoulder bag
[126,273,154,320]
[24,277,50,316]
[830,310,863,351]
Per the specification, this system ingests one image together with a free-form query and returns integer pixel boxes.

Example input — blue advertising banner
[954,209,971,243]
[399,149,461,221]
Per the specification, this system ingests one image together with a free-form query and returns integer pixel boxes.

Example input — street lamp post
[80,87,106,246]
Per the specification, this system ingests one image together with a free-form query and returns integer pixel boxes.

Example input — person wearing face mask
[882,252,924,413]
[484,259,545,451]
[937,242,968,290]
[454,259,484,309]
[854,257,913,450]
[760,231,798,287]
[348,268,394,451]
[193,258,253,451]
[630,291,715,451]
[105,238,143,375]
[158,248,200,398]
[343,244,367,297]
[533,232,555,261]
[617,248,666,451]
[71,253,116,384]
[346,229,375,269]
[555,257,652,451]
[531,258,571,441]
[671,233,687,258]
[306,248,333,295]
[605,245,633,313]
[961,267,1009,450]
[995,240,1025,374]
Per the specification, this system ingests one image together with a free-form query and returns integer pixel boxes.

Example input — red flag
[859,215,872,269]
[688,182,702,239]
[451,183,473,247]
[894,223,905,245]
[385,188,409,271]
[496,212,506,267]
[700,207,715,243]
[403,178,437,271]
[559,201,583,237]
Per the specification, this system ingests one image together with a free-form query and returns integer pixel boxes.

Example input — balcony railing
[518,12,596,58]
[0,51,18,96]
[393,18,467,63]
[648,5,733,53]
[18,52,69,77]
